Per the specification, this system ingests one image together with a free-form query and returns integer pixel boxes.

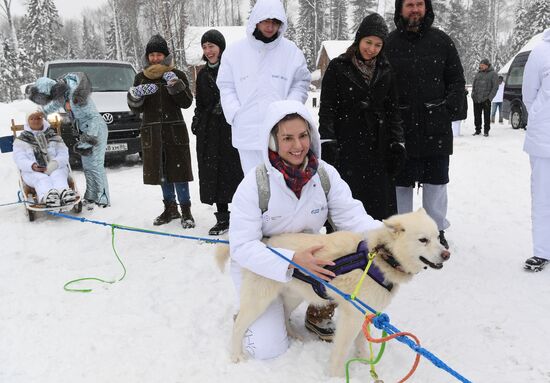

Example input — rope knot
[372,313,390,330]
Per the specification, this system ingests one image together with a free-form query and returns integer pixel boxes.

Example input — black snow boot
[153,200,181,226]
[524,256,549,272]
[180,203,196,229]
[439,230,449,250]
[209,211,230,236]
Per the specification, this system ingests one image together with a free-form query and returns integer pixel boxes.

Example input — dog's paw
[230,351,247,363]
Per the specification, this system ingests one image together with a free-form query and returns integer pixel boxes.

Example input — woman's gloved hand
[129,83,159,99]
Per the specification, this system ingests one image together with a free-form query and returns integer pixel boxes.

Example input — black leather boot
[153,200,181,226]
[180,203,196,229]
[208,211,230,235]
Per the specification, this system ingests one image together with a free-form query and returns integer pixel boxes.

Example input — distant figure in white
[522,28,550,272]
[216,0,311,174]
[491,75,505,124]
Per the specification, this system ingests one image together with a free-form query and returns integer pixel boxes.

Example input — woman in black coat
[319,13,405,221]
[191,30,243,235]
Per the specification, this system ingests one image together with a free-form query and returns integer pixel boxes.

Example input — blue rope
[45,211,471,383]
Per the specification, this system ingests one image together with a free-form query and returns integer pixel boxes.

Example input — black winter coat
[385,0,465,159]
[128,68,194,185]
[191,64,243,205]
[319,52,404,220]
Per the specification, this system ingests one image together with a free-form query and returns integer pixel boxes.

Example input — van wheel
[510,105,525,130]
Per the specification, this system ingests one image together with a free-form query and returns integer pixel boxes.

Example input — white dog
[217,208,450,376]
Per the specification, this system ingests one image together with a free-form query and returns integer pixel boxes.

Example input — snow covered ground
[1,96,549,383]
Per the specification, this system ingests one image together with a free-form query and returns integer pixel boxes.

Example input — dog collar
[293,240,393,300]
[375,245,411,275]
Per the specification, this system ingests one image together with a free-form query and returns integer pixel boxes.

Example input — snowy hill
[1,96,549,382]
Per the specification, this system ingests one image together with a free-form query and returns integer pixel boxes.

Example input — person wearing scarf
[12,110,76,207]
[191,30,243,236]
[319,13,406,223]
[228,100,381,360]
[127,34,195,229]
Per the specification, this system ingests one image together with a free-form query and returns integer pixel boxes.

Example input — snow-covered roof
[498,32,543,75]
[184,26,246,66]
[316,40,353,67]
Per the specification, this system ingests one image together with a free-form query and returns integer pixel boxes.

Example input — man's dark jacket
[385,0,465,158]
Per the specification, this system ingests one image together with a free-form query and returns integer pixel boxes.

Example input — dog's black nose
[441,249,451,261]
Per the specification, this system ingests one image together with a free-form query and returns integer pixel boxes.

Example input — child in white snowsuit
[29,73,110,207]
[12,110,76,207]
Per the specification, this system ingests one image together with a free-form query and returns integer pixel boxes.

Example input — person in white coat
[491,76,504,124]
[216,0,311,174]
[228,100,381,359]
[12,110,76,207]
[522,28,550,272]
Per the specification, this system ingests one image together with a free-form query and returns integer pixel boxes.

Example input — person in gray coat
[471,58,499,136]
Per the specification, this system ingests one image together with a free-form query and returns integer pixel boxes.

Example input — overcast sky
[11,0,107,19]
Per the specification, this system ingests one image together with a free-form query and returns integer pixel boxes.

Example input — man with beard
[385,0,465,249]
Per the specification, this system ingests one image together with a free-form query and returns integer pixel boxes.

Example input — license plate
[106,143,128,152]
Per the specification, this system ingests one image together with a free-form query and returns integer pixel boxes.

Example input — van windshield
[47,62,136,92]
[506,64,525,87]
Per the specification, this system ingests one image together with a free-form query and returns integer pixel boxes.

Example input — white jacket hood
[261,100,321,166]
[544,28,550,42]
[247,0,287,42]
[23,119,51,134]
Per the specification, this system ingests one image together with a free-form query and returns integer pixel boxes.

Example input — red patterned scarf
[268,149,319,198]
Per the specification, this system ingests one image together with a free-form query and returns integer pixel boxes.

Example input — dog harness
[292,240,394,300]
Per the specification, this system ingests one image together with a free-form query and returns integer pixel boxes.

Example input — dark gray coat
[471,66,499,103]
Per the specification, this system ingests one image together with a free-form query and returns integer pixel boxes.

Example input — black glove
[321,140,339,166]
[386,142,407,177]
[80,133,98,146]
[73,142,93,156]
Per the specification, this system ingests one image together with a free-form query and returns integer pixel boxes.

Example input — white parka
[522,28,550,157]
[216,0,311,151]
[229,100,382,283]
[12,121,69,174]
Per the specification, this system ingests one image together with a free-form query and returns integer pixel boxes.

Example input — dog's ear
[383,218,405,235]
[416,207,427,215]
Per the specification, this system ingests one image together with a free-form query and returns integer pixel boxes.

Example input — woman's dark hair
[271,113,309,135]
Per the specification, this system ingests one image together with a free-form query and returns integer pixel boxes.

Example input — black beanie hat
[201,29,226,61]
[145,34,170,56]
[354,13,389,45]
[480,58,491,66]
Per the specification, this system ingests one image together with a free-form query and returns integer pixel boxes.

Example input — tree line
[0,0,549,103]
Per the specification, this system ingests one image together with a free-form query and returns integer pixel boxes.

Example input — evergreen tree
[508,3,530,60]
[447,0,468,60]
[0,38,23,102]
[526,0,550,38]
[104,21,118,60]
[464,0,491,83]
[81,17,104,59]
[350,0,377,33]
[329,0,349,40]
[286,17,297,43]
[296,0,328,71]
[432,0,451,31]
[22,0,63,77]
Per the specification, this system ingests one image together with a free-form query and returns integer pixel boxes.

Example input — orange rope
[362,314,421,382]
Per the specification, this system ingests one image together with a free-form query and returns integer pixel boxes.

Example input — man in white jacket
[522,28,550,272]
[217,0,311,174]
[229,100,381,359]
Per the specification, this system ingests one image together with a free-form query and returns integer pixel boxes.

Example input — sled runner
[11,119,83,221]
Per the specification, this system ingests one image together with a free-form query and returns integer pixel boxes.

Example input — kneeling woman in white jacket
[12,110,76,207]
[229,100,381,359]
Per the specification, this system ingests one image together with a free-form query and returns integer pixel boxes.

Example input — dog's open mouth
[419,256,443,269]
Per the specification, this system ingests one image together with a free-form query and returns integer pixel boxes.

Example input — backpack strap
[256,164,270,214]
[256,163,331,214]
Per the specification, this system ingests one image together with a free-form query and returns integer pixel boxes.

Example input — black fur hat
[201,29,226,61]
[354,13,389,45]
[145,34,170,56]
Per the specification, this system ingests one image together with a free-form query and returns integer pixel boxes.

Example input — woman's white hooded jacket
[522,28,550,157]
[216,0,311,151]
[229,100,381,282]
[12,121,69,175]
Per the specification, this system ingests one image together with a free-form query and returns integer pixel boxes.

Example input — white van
[43,59,142,164]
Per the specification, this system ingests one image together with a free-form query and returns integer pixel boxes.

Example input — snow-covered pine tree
[507,3,530,60]
[350,0,377,33]
[464,0,492,83]
[286,17,297,43]
[525,0,550,39]
[0,38,22,102]
[104,21,118,60]
[81,17,104,60]
[59,19,80,59]
[329,0,349,40]
[296,0,328,71]
[23,0,63,77]
[432,0,451,31]
[447,0,469,62]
